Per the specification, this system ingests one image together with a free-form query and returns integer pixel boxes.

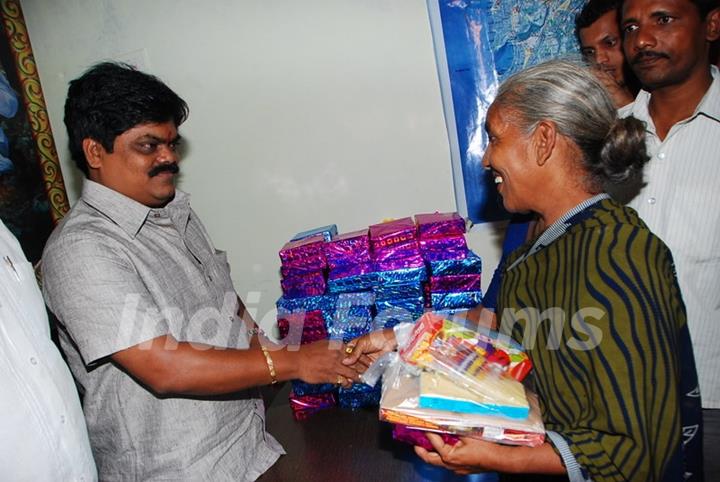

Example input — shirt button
[60,415,65,424]
[228,316,234,321]
[648,197,657,204]
[657,152,666,160]
[30,357,37,365]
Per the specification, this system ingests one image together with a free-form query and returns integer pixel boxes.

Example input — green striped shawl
[498,199,685,481]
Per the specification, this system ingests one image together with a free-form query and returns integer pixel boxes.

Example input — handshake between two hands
[292,328,398,389]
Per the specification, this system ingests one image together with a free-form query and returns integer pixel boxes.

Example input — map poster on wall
[427,0,585,224]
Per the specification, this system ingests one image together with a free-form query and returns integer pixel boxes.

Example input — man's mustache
[148,163,180,177]
[631,50,670,65]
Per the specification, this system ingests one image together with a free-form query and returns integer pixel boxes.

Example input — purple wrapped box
[289,391,337,421]
[280,255,327,277]
[415,212,466,239]
[325,229,371,267]
[391,424,459,450]
[328,262,375,280]
[279,234,327,269]
[280,271,326,299]
[429,274,482,293]
[369,218,420,262]
[374,254,425,272]
[277,309,328,345]
[419,236,469,262]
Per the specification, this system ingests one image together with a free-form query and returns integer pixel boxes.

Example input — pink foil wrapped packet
[324,229,371,268]
[419,236,469,261]
[374,254,425,273]
[280,255,327,277]
[328,262,375,280]
[391,424,460,450]
[280,271,327,299]
[289,391,337,421]
[369,218,420,262]
[279,234,327,269]
[429,274,482,293]
[277,309,328,345]
[415,212,466,239]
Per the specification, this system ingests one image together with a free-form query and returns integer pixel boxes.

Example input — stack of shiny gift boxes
[276,212,483,419]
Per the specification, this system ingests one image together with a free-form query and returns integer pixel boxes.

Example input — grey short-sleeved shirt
[42,180,283,481]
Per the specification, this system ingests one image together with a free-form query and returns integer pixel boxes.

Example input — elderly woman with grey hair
[346,59,702,481]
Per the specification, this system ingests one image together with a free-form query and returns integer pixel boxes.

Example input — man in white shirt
[0,219,97,481]
[619,0,720,478]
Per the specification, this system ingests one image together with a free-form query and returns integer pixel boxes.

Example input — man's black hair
[64,62,189,176]
[575,0,621,39]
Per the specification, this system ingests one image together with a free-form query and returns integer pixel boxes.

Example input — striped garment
[497,198,700,481]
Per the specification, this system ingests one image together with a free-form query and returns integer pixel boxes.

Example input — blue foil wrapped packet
[428,252,482,276]
[374,282,424,302]
[291,224,338,242]
[291,380,337,397]
[375,266,427,285]
[327,272,378,293]
[430,290,483,310]
[328,318,373,342]
[335,291,375,308]
[277,294,338,328]
[338,382,382,409]
[374,296,425,328]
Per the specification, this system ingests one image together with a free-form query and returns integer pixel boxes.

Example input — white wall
[21,0,502,327]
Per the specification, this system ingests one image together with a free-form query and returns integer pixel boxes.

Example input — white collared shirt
[619,66,720,408]
[0,220,96,481]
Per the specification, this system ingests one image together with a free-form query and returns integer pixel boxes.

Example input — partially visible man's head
[621,0,720,90]
[576,0,627,85]
[64,62,188,177]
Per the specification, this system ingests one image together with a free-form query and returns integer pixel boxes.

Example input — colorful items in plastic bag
[379,364,545,447]
[291,224,338,243]
[415,212,466,239]
[419,371,529,419]
[288,390,337,421]
[399,313,533,391]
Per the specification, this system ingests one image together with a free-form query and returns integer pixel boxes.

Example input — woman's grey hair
[493,59,648,190]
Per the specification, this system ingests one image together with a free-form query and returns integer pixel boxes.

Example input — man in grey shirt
[42,62,360,481]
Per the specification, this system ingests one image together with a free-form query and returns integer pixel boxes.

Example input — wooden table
[259,384,498,482]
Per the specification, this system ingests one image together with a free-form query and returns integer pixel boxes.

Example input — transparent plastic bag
[378,362,545,447]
